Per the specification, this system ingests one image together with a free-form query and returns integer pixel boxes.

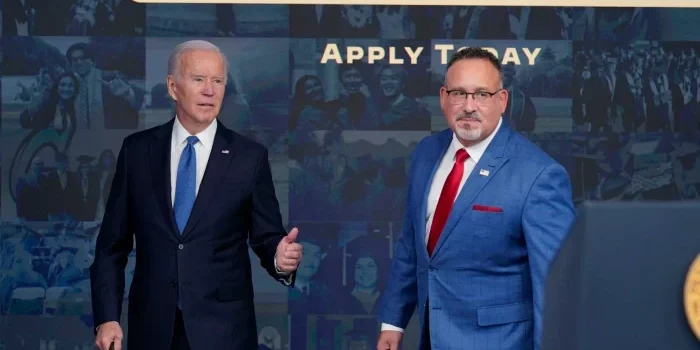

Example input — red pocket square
[472,204,503,212]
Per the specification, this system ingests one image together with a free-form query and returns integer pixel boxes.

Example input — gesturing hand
[276,227,302,273]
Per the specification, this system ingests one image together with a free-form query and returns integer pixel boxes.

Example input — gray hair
[167,40,229,82]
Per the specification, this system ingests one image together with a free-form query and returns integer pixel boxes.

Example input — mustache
[456,113,483,122]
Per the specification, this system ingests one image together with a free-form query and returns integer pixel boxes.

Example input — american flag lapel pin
[479,169,489,176]
[222,150,229,154]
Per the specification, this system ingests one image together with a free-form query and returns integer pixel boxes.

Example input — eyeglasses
[445,89,502,104]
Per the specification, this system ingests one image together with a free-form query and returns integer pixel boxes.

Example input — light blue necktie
[174,136,199,234]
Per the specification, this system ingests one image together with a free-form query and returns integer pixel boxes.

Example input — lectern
[542,201,700,350]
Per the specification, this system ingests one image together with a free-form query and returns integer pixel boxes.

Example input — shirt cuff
[274,253,292,276]
[274,253,294,286]
[381,323,404,332]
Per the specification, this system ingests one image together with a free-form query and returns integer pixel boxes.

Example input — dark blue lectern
[542,201,700,350]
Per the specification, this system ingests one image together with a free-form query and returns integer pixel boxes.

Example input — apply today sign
[320,44,542,66]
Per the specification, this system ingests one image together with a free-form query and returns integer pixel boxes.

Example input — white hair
[167,40,229,82]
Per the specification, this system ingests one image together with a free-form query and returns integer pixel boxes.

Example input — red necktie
[427,148,469,256]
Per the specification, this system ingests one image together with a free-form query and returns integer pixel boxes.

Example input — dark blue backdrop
[1,3,699,349]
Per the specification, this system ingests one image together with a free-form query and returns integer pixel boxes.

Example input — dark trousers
[171,309,191,350]
[421,301,431,350]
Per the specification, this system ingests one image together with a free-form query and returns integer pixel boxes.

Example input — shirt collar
[173,116,217,150]
[449,116,502,163]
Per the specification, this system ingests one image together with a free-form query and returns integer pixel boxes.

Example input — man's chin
[456,127,482,141]
[193,113,219,124]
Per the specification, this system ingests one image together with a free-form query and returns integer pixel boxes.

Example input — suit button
[170,281,177,288]
[428,266,435,272]
[178,244,184,250]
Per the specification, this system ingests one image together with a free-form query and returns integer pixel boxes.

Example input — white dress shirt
[170,116,217,205]
[382,117,502,333]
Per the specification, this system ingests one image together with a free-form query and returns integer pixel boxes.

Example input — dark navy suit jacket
[90,118,293,349]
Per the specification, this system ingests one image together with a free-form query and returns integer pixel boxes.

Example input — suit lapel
[180,124,237,238]
[149,119,180,239]
[429,124,512,259]
[416,130,453,261]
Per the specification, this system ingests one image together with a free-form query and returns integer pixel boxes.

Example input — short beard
[454,112,483,141]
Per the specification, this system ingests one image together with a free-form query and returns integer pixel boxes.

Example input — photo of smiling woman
[339,228,390,316]
[289,74,340,130]
[18,72,80,131]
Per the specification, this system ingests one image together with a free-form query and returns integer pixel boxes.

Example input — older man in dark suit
[90,40,303,350]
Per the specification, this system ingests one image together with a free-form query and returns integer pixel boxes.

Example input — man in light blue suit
[377,47,575,350]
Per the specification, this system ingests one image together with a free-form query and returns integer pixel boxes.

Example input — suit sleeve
[378,151,419,329]
[248,147,294,286]
[522,163,575,349]
[89,138,134,330]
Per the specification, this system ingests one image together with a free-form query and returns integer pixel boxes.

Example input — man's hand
[95,321,123,350]
[275,227,302,273]
[377,330,402,350]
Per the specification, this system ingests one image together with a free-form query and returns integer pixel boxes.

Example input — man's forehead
[181,50,224,66]
[182,50,223,62]
[446,67,499,87]
[449,58,497,73]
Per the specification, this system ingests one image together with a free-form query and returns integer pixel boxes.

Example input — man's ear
[499,88,509,114]
[166,75,178,102]
[439,86,448,113]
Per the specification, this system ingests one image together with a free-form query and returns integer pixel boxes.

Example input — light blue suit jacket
[379,121,575,350]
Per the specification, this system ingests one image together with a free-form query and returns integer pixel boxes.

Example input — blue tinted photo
[147,4,288,37]
[1,120,132,222]
[291,5,434,39]
[307,314,379,350]
[573,41,700,135]
[286,222,342,349]
[571,8,660,42]
[657,8,700,41]
[2,36,146,131]
[572,132,700,203]
[0,220,126,348]
[419,6,576,40]
[256,314,289,350]
[2,0,145,36]
[291,38,431,131]
[336,222,392,316]
[289,130,425,222]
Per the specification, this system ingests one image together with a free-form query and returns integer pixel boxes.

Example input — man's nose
[201,81,214,96]
[463,95,478,113]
